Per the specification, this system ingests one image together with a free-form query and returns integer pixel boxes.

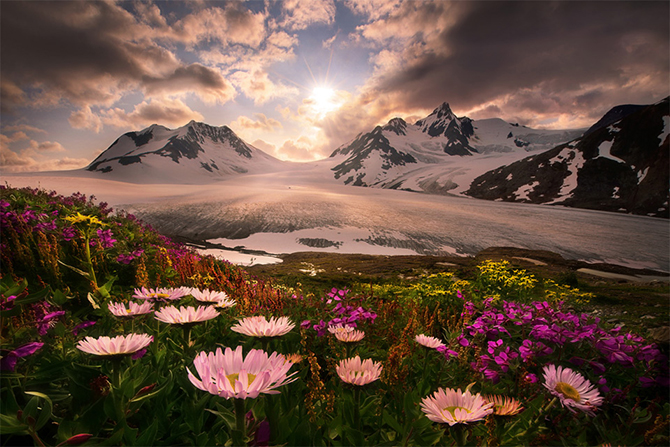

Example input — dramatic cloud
[1,0,668,167]
[232,114,282,132]
[280,0,336,30]
[364,1,669,124]
[99,99,205,129]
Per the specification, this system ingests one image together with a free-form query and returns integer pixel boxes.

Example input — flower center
[153,293,170,299]
[443,406,471,417]
[226,372,257,388]
[555,382,581,401]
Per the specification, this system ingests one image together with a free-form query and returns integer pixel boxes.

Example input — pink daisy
[187,346,298,399]
[415,334,446,349]
[335,356,383,386]
[108,301,154,317]
[154,305,220,325]
[76,334,153,357]
[421,387,494,425]
[542,364,603,416]
[231,316,295,338]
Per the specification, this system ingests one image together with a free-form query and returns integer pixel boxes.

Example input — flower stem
[453,423,466,447]
[353,386,362,432]
[233,398,246,446]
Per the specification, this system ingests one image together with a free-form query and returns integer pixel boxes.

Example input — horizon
[1,0,668,173]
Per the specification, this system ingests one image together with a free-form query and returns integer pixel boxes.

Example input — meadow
[1,185,668,446]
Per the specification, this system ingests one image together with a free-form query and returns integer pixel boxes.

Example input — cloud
[277,136,324,161]
[167,3,268,48]
[230,69,299,105]
[98,98,205,129]
[280,0,336,30]
[361,1,669,126]
[69,106,104,133]
[344,0,403,21]
[28,140,66,153]
[2,124,47,134]
[231,114,282,132]
[1,137,87,172]
[143,64,236,104]
[0,1,241,113]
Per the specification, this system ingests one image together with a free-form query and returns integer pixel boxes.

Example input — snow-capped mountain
[86,121,286,183]
[466,97,670,217]
[329,103,585,193]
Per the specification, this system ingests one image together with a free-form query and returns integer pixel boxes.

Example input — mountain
[328,103,585,193]
[86,120,285,183]
[465,98,670,217]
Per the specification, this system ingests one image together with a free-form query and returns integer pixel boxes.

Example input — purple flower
[72,321,96,336]
[62,226,77,241]
[1,295,16,311]
[300,320,311,329]
[0,342,44,371]
[525,373,538,384]
[95,228,116,249]
[37,310,65,335]
[131,348,147,360]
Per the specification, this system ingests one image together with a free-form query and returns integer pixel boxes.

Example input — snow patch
[505,173,513,181]
[596,140,625,164]
[638,167,649,183]
[514,181,539,201]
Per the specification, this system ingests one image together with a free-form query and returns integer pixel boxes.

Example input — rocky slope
[466,98,669,217]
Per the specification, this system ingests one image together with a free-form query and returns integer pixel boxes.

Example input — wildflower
[436,345,459,359]
[1,295,16,311]
[154,305,219,325]
[187,346,298,399]
[133,286,188,302]
[415,334,446,349]
[37,310,65,335]
[231,316,295,338]
[484,394,524,416]
[76,334,153,357]
[331,325,365,343]
[94,228,116,248]
[108,301,154,318]
[72,321,96,336]
[542,364,603,416]
[191,288,236,308]
[335,356,383,386]
[300,320,311,329]
[63,433,94,445]
[420,387,494,425]
[0,342,44,371]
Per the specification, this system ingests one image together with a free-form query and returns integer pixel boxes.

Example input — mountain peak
[383,117,407,136]
[432,102,455,119]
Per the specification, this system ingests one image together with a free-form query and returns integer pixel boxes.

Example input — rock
[648,326,670,345]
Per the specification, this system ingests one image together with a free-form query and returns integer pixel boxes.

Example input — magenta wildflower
[1,342,44,371]
[72,321,96,336]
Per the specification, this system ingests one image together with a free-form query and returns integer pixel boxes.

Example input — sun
[309,86,339,116]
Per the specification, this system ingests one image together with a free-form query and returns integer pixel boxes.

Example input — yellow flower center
[226,373,256,388]
[152,293,170,299]
[443,406,471,417]
[555,382,580,402]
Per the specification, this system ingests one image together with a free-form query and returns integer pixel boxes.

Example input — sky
[1,0,668,172]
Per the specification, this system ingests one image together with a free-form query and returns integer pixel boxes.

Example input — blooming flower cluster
[458,299,668,386]
[116,249,144,264]
[306,288,378,336]
[420,387,494,425]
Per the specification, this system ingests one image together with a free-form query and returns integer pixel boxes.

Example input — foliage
[1,185,668,446]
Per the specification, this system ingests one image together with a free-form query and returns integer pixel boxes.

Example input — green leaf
[382,410,404,436]
[58,260,90,279]
[25,391,53,431]
[0,413,29,435]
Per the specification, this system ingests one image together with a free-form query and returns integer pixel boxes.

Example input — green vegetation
[1,185,668,446]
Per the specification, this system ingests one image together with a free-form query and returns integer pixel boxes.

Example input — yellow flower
[64,212,104,227]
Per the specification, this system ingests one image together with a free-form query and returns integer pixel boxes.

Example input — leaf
[382,410,404,436]
[58,260,90,279]
[25,391,53,431]
[87,293,100,310]
[0,414,29,435]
